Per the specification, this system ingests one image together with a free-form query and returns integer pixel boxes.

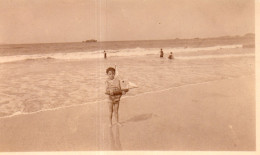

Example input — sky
[0,0,255,44]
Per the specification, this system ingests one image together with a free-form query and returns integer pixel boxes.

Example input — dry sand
[0,76,255,151]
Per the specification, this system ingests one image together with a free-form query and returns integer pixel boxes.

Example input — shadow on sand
[122,113,157,124]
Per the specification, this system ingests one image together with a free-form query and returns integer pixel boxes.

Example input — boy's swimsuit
[105,77,122,102]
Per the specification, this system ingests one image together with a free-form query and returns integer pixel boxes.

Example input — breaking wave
[0,44,244,63]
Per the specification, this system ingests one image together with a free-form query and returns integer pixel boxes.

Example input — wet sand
[0,75,255,151]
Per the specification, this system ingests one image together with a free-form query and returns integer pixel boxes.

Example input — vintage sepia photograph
[0,0,257,152]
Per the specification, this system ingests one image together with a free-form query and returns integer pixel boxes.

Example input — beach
[0,75,255,151]
[0,38,255,151]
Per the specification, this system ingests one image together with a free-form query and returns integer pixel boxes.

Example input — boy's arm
[105,81,110,95]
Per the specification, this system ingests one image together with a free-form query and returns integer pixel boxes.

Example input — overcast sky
[0,0,254,44]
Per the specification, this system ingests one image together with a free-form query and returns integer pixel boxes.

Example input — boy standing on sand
[105,67,126,127]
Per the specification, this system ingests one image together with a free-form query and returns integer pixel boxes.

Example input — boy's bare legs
[114,101,122,126]
[108,101,113,127]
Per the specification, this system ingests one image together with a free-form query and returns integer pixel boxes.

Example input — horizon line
[0,33,254,46]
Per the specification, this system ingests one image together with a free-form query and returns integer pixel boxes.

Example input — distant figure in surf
[104,50,107,59]
[105,67,126,127]
[160,49,164,58]
[168,52,174,59]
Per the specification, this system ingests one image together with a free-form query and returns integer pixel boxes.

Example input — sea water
[0,38,255,117]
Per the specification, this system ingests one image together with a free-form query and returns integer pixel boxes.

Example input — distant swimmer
[104,50,107,59]
[160,49,164,58]
[168,52,174,59]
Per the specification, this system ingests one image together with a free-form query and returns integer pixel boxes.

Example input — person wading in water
[160,49,164,58]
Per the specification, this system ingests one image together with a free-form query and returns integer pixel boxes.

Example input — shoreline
[0,75,253,120]
[0,75,255,151]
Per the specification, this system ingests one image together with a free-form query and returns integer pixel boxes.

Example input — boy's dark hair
[106,67,116,74]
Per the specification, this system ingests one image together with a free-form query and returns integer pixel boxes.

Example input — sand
[0,75,255,151]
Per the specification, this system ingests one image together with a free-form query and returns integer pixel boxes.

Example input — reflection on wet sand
[107,113,157,150]
[109,125,122,150]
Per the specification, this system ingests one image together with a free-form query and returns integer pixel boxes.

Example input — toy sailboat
[115,65,138,91]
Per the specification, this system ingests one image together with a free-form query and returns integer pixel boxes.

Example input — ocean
[0,37,255,118]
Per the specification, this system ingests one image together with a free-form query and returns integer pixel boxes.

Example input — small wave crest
[0,55,56,63]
